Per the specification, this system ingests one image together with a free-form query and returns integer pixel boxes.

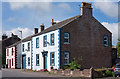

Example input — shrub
[69,61,81,70]
[105,70,112,77]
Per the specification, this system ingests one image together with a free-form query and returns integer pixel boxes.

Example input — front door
[22,55,26,69]
[42,51,48,69]
[9,59,11,68]
[43,55,47,69]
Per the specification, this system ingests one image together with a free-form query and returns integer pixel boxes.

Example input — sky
[0,0,119,46]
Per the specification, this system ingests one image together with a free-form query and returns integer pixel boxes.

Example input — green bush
[105,70,112,77]
[63,65,69,70]
[69,61,81,70]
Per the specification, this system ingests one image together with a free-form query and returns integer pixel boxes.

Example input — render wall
[6,46,16,69]
[16,44,21,68]
[22,41,31,69]
[32,29,60,71]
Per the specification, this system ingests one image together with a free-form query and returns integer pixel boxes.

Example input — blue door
[22,55,26,69]
[43,55,47,69]
[42,51,48,69]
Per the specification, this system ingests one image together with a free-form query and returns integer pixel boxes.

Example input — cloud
[102,22,118,45]
[7,17,16,22]
[93,2,118,18]
[5,27,33,39]
[9,1,52,12]
[58,3,71,11]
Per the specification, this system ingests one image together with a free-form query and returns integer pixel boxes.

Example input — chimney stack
[2,34,8,40]
[40,24,44,32]
[80,2,92,16]
[34,28,38,34]
[51,19,56,25]
[11,33,14,36]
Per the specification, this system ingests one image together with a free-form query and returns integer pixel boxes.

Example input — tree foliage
[116,41,120,58]
[69,61,81,70]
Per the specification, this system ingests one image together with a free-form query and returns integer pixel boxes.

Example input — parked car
[114,64,120,77]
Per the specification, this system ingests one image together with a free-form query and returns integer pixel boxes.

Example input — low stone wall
[50,68,92,77]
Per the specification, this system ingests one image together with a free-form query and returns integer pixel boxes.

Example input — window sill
[64,43,70,44]
[50,64,55,66]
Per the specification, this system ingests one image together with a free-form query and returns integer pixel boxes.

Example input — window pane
[64,38,69,42]
[104,37,107,40]
[64,52,69,65]
[52,53,54,58]
[64,33,69,37]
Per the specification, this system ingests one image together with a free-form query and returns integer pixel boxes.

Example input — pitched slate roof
[6,35,32,48]
[32,15,81,37]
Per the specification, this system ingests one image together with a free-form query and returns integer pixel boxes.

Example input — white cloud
[4,0,53,2]
[9,2,52,12]
[5,27,33,39]
[58,3,71,11]
[93,2,118,18]
[7,17,16,22]
[102,22,118,45]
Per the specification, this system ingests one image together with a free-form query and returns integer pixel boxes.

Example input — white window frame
[64,52,69,65]
[36,54,39,66]
[64,33,70,44]
[28,57,30,66]
[50,52,55,66]
[104,36,109,46]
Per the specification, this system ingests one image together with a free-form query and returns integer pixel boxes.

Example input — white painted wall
[22,40,31,69]
[6,46,16,69]
[32,29,60,71]
[6,44,21,69]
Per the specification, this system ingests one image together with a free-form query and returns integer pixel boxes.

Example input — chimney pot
[51,19,56,25]
[40,24,44,32]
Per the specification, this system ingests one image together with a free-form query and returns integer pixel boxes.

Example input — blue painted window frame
[28,57,30,66]
[103,35,109,46]
[64,32,70,44]
[22,44,24,52]
[36,37,39,48]
[28,42,30,51]
[50,33,55,46]
[43,35,47,47]
[50,52,55,66]
[64,51,70,65]
[36,54,40,66]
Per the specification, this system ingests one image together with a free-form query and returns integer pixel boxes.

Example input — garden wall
[50,68,93,77]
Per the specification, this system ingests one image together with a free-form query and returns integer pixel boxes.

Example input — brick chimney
[2,34,8,40]
[34,28,38,34]
[40,24,44,32]
[51,19,56,25]
[80,2,92,16]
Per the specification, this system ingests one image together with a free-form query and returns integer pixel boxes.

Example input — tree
[116,39,120,58]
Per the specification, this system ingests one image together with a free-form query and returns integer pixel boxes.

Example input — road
[0,70,1,79]
[2,69,87,79]
[1,69,120,79]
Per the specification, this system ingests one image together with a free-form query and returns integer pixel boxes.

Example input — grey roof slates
[32,15,81,37]
[6,35,32,48]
